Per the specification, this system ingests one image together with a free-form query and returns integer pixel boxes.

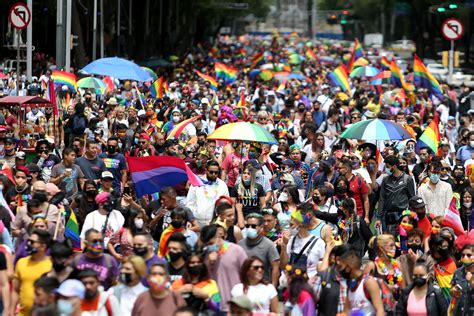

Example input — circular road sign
[441,18,464,41]
[8,3,31,30]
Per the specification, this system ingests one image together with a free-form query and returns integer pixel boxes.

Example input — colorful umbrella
[207,122,278,144]
[259,70,273,81]
[77,77,107,91]
[349,66,380,78]
[341,119,412,140]
[141,67,158,81]
[370,70,391,85]
[82,57,153,81]
[167,115,202,140]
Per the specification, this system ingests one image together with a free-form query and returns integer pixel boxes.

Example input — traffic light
[340,10,350,25]
[437,7,446,12]
[448,3,458,9]
[70,34,79,49]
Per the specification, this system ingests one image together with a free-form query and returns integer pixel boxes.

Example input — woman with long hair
[429,233,457,304]
[212,198,243,243]
[283,265,317,316]
[273,184,301,230]
[172,252,221,314]
[460,188,474,230]
[230,166,265,228]
[107,209,148,261]
[231,256,279,314]
[70,180,98,230]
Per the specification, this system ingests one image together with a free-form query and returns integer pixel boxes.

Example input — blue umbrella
[288,73,307,80]
[81,57,153,81]
[341,119,412,140]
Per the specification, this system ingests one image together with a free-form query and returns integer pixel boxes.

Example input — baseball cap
[4,137,16,144]
[320,156,336,166]
[245,159,263,170]
[95,192,111,204]
[228,295,252,310]
[56,279,86,299]
[138,133,150,140]
[282,159,295,168]
[409,196,425,209]
[101,171,114,179]
[15,151,26,160]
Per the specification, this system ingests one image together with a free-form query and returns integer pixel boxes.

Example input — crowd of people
[0,33,472,316]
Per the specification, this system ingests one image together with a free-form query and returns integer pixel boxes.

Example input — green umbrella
[141,67,158,81]
[77,77,106,94]
[140,58,172,68]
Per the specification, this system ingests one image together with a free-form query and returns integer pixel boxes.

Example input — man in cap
[15,151,26,168]
[408,195,432,240]
[229,295,253,316]
[310,156,338,192]
[130,133,156,157]
[271,159,305,192]
[55,279,86,315]
[317,84,333,114]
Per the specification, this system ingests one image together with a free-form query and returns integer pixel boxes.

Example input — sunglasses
[138,141,147,145]
[250,265,264,271]
[245,224,258,229]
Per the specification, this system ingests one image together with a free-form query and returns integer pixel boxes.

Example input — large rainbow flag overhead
[390,59,408,91]
[347,39,365,72]
[416,115,440,154]
[250,51,265,69]
[327,65,351,93]
[413,54,444,99]
[127,156,203,198]
[150,77,165,98]
[215,62,238,84]
[51,70,77,92]
[195,70,218,90]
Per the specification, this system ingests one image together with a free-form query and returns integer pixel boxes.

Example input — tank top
[309,221,324,238]
[347,274,376,316]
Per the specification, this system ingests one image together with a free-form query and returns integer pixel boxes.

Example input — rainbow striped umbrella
[141,67,158,81]
[349,66,380,78]
[341,119,412,140]
[207,122,278,144]
[167,115,202,140]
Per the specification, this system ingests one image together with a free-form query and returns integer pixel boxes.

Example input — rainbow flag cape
[167,115,202,140]
[150,77,165,98]
[306,48,317,61]
[327,65,351,93]
[443,193,465,236]
[250,51,265,69]
[434,257,456,304]
[127,156,203,198]
[51,70,77,92]
[390,59,408,90]
[416,115,440,154]
[413,55,444,99]
[64,210,81,251]
[195,70,218,90]
[215,62,238,84]
[381,57,391,70]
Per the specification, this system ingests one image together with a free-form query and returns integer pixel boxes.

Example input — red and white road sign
[8,3,31,30]
[441,18,464,41]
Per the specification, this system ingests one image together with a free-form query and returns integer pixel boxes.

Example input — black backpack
[72,116,86,135]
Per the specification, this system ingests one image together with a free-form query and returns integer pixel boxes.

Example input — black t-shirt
[230,183,265,216]
[152,206,195,242]
[6,186,31,205]
[167,263,185,282]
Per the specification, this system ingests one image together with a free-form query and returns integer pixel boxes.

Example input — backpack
[72,116,86,135]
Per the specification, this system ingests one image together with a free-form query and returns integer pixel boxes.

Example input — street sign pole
[17,30,20,95]
[26,0,32,82]
[441,18,464,85]
[65,0,72,71]
[448,40,454,84]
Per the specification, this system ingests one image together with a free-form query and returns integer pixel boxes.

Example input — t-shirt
[31,154,61,183]
[168,263,185,282]
[99,152,127,190]
[238,237,279,281]
[5,186,31,205]
[348,175,369,217]
[153,206,195,242]
[80,210,125,246]
[230,183,265,216]
[72,254,119,290]
[15,256,52,316]
[286,235,325,278]
[51,163,84,199]
[131,291,186,316]
[231,283,278,313]
[76,156,106,180]
[222,152,243,187]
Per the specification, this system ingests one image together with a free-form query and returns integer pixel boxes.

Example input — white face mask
[134,219,144,229]
[470,141,474,148]
[463,202,472,208]
[278,192,288,202]
[172,116,181,123]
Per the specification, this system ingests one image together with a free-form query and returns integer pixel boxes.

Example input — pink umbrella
[0,73,9,79]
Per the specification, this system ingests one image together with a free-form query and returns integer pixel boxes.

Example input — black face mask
[107,145,117,155]
[86,190,97,198]
[168,251,183,262]
[25,243,37,255]
[197,140,205,147]
[103,203,113,212]
[133,247,148,257]
[120,272,133,284]
[171,220,183,229]
[413,277,427,287]
[189,264,205,275]
[312,196,321,204]
[33,192,48,203]
[417,212,426,219]
[336,186,347,195]
[438,248,450,260]
[52,261,66,272]
[408,244,424,254]
[322,165,331,173]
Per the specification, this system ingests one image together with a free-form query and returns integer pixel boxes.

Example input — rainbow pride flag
[195,70,218,90]
[413,55,444,99]
[434,257,456,304]
[150,77,164,98]
[65,210,80,251]
[250,51,265,69]
[347,39,365,72]
[390,59,409,90]
[416,115,440,154]
[306,48,317,61]
[381,57,391,70]
[237,90,245,107]
[51,70,77,92]
[443,193,465,236]
[327,65,351,93]
[215,62,238,84]
[127,156,203,198]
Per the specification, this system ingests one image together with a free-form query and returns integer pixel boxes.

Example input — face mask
[188,264,204,275]
[25,243,37,255]
[134,137,139,145]
[168,251,183,262]
[149,275,168,294]
[339,268,351,280]
[171,220,183,229]
[103,203,113,212]
[32,213,44,220]
[463,202,472,208]
[431,227,440,234]
[172,116,181,123]
[120,272,133,284]
[87,242,103,255]
[312,196,321,204]
[134,219,144,229]
[400,222,413,232]
[180,102,187,109]
[351,162,359,169]
[205,244,220,253]
[461,257,473,267]
[385,167,393,176]
[249,151,258,159]
[429,174,440,183]
[289,228,299,236]
[134,246,148,257]
[470,141,474,148]
[57,299,75,315]
[243,179,251,186]
[53,261,66,272]
[33,192,48,203]
[366,164,375,172]
[107,145,116,155]
[438,248,450,260]
[386,249,396,258]
[322,165,331,173]
[85,190,97,198]
[278,192,288,202]
[336,186,347,195]
[413,277,427,287]
[245,227,258,239]
[197,140,205,147]
[408,244,423,254]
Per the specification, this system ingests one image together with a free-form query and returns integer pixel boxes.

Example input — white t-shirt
[231,283,278,313]
[286,235,325,278]
[80,210,125,246]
